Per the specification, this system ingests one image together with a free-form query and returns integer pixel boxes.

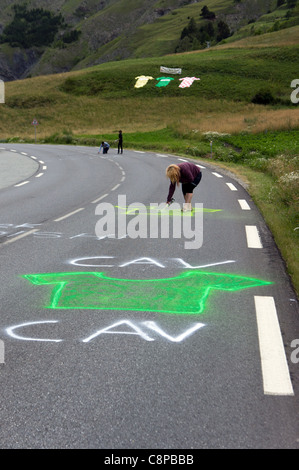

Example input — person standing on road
[98,141,110,154]
[118,130,123,154]
[166,162,202,212]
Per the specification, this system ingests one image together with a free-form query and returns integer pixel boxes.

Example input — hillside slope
[0,0,298,80]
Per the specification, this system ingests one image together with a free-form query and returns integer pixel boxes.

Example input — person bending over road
[166,162,202,212]
[99,141,110,154]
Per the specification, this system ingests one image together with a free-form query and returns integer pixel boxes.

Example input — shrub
[251,89,276,105]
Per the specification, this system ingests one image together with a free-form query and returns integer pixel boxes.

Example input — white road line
[156,153,168,158]
[226,182,238,191]
[0,340,4,364]
[31,156,37,159]
[21,152,28,155]
[39,160,45,164]
[134,151,145,154]
[212,172,223,178]
[238,199,251,210]
[111,184,120,191]
[42,166,47,170]
[10,149,17,152]
[2,229,39,245]
[15,181,29,187]
[196,164,206,169]
[54,208,84,222]
[35,173,44,178]
[120,176,125,182]
[178,158,188,161]
[245,225,263,248]
[254,296,294,396]
[91,194,108,204]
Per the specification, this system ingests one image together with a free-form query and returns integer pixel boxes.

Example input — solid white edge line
[238,199,251,210]
[54,208,84,222]
[245,225,263,248]
[226,182,238,191]
[2,229,39,245]
[254,296,294,396]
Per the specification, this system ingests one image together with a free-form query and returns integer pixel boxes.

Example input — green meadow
[0,31,298,294]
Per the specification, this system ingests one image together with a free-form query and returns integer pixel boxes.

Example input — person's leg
[182,184,193,211]
[184,193,193,204]
[183,193,193,211]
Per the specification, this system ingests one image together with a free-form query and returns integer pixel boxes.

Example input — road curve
[0,143,298,449]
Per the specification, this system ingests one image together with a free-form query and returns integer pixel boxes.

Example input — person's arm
[167,182,176,204]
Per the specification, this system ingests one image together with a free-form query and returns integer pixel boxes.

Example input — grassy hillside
[2,38,299,136]
[1,0,298,78]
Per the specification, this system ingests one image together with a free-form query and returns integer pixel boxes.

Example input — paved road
[0,143,298,449]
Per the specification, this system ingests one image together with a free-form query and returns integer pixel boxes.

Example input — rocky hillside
[0,0,298,81]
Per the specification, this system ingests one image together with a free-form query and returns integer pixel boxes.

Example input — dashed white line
[196,164,206,169]
[238,199,251,210]
[178,158,188,162]
[156,153,168,158]
[212,172,223,178]
[15,181,29,187]
[2,229,39,245]
[226,182,238,191]
[21,152,28,155]
[92,194,108,204]
[42,165,47,170]
[35,173,44,178]
[54,208,84,222]
[39,160,45,164]
[254,296,294,396]
[0,340,4,364]
[111,184,120,191]
[245,225,263,248]
[134,151,145,154]
[120,176,125,182]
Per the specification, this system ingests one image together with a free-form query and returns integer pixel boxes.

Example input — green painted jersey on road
[23,271,272,315]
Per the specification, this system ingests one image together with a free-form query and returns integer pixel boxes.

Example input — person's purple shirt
[167,162,201,202]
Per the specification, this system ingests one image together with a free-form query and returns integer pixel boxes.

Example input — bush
[251,89,276,105]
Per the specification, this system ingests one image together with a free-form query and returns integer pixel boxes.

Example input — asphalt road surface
[0,143,298,449]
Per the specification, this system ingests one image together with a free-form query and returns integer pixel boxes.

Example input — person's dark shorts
[182,172,202,195]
